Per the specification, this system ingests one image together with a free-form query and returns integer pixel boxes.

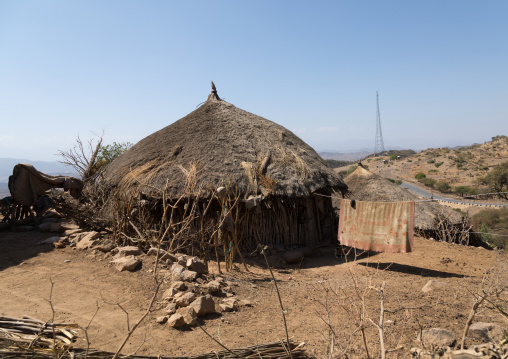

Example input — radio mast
[374,91,385,156]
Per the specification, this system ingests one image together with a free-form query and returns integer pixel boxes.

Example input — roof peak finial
[207,81,221,101]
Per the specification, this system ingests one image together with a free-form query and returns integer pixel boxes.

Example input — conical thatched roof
[102,86,347,199]
[344,166,461,230]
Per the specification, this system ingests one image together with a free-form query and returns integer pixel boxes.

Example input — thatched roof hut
[344,165,462,231]
[101,84,348,251]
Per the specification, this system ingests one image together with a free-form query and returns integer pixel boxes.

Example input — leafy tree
[479,161,508,199]
[420,178,436,188]
[415,172,426,180]
[97,142,133,165]
[454,186,478,197]
[390,154,397,161]
[435,181,451,193]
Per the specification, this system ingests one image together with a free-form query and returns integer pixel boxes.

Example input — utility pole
[374,91,385,156]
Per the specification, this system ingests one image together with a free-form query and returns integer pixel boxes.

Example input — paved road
[400,182,508,207]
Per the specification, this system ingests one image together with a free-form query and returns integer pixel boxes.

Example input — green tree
[435,181,451,193]
[97,142,133,165]
[420,178,436,188]
[479,161,508,199]
[415,172,426,180]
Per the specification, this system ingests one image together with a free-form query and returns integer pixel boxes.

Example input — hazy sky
[1,1,507,161]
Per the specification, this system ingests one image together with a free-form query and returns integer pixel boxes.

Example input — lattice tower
[374,91,385,156]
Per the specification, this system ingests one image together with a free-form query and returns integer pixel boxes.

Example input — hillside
[337,135,508,191]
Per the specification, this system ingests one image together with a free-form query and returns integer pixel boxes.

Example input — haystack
[344,165,462,231]
[101,84,348,250]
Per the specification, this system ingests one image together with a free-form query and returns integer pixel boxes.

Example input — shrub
[390,154,397,161]
[454,186,478,196]
[434,162,444,168]
[415,172,426,180]
[478,162,508,199]
[346,166,357,175]
[429,169,438,173]
[427,159,436,164]
[385,178,403,185]
[435,181,451,192]
[472,208,508,248]
[420,178,436,188]
[407,159,412,162]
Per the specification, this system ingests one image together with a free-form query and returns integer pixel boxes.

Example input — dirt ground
[1,229,507,358]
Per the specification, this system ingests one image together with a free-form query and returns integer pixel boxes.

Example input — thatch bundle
[344,165,462,231]
[100,84,347,250]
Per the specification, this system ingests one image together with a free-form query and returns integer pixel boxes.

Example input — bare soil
[1,229,506,358]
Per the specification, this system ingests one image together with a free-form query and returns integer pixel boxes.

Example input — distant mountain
[0,182,9,198]
[319,151,373,162]
[0,158,76,183]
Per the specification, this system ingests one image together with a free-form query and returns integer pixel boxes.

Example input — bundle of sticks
[0,315,77,356]
[0,315,308,359]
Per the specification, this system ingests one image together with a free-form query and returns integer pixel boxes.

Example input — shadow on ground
[358,262,467,278]
[0,230,56,271]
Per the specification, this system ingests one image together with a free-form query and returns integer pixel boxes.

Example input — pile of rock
[412,324,506,358]
[35,214,254,327]
[148,250,252,328]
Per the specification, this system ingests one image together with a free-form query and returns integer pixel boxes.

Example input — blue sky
[1,1,507,161]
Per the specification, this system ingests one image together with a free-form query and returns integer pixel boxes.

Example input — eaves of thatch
[344,166,461,230]
[101,86,348,200]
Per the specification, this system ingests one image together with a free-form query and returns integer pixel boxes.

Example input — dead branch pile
[0,316,77,356]
[0,316,308,359]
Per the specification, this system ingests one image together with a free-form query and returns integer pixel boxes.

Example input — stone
[164,303,177,315]
[207,280,221,293]
[76,231,100,250]
[189,295,216,317]
[181,270,198,282]
[238,299,253,307]
[116,246,143,257]
[177,255,187,266]
[111,255,141,272]
[171,264,186,280]
[186,257,207,275]
[39,223,52,232]
[162,287,178,299]
[156,316,168,324]
[420,328,456,347]
[170,281,187,291]
[219,297,238,312]
[59,223,80,232]
[282,250,304,263]
[422,280,447,293]
[63,228,82,237]
[468,322,504,342]
[177,306,197,325]
[49,222,62,232]
[38,236,61,244]
[96,239,116,253]
[53,238,68,248]
[167,313,186,328]
[174,291,196,307]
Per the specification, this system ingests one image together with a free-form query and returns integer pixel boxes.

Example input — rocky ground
[1,214,507,358]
